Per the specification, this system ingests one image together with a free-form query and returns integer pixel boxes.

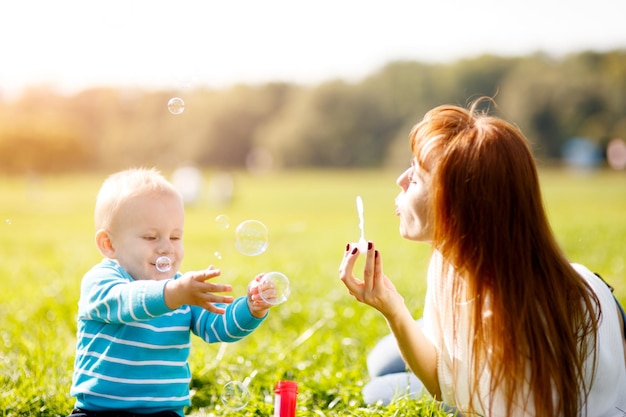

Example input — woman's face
[395,157,433,242]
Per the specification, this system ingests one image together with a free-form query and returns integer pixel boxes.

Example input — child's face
[108,191,185,280]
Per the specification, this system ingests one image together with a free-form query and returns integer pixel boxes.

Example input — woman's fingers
[373,248,383,286]
[363,241,376,292]
[339,244,364,297]
[340,242,382,301]
[340,241,396,314]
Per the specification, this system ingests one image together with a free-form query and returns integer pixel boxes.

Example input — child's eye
[170,236,181,241]
[143,235,157,241]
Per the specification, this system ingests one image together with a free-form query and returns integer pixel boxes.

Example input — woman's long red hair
[410,98,600,416]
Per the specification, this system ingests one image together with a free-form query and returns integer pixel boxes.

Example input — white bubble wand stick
[355,195,367,252]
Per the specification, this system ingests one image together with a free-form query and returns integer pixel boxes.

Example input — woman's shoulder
[571,263,626,414]
[570,263,616,298]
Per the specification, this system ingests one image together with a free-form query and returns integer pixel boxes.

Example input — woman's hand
[339,241,441,397]
[339,241,405,319]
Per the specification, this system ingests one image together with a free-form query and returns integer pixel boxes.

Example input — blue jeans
[363,330,425,404]
[363,319,457,414]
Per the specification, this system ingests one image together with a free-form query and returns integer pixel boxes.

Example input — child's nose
[157,240,173,254]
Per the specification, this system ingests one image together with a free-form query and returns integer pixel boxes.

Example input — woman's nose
[396,168,410,190]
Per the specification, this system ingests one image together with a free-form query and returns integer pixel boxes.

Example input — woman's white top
[422,252,626,416]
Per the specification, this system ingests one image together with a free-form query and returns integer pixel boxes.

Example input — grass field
[0,168,624,416]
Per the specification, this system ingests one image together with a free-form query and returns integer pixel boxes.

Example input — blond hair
[94,167,181,230]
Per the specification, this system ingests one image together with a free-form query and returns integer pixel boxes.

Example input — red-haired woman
[339,99,626,416]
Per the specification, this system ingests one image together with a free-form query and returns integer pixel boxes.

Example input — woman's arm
[383,303,441,398]
[339,242,441,397]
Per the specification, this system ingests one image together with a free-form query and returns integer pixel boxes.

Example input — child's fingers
[199,293,234,306]
[186,269,221,284]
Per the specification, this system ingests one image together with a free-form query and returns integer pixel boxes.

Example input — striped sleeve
[191,296,266,343]
[78,259,171,323]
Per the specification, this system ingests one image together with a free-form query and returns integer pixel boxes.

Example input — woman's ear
[95,229,116,258]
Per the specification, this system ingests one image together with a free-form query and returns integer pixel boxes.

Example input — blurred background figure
[246,147,275,175]
[172,165,203,206]
[562,137,602,172]
[607,138,626,170]
[208,171,235,208]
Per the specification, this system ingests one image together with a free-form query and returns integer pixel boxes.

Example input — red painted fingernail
[345,243,350,251]
[368,241,372,250]
[375,250,379,258]
[351,247,358,255]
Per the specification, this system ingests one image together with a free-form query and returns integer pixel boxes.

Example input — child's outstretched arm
[246,273,273,318]
[188,274,274,343]
[164,266,234,314]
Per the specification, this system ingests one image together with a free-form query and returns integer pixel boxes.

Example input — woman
[339,99,626,416]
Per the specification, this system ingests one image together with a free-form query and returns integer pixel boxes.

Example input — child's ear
[95,229,115,258]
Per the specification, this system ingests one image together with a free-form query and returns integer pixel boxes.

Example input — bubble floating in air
[221,380,250,410]
[257,272,290,305]
[235,220,269,256]
[167,97,185,115]
[215,214,230,230]
[155,256,172,272]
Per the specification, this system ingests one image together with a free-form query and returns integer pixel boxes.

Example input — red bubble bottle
[273,380,298,417]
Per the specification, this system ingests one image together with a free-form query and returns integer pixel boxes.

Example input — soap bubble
[221,381,250,410]
[5,219,11,225]
[258,272,290,305]
[155,256,172,272]
[235,220,269,256]
[215,214,230,230]
[167,97,185,115]
[214,251,222,260]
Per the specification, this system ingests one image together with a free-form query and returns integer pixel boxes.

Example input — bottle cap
[275,380,298,393]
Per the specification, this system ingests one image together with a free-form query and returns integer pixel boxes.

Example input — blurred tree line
[1,49,625,174]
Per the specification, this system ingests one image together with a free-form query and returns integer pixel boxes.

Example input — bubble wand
[355,196,367,252]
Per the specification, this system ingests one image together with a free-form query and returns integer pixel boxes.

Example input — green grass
[0,168,624,416]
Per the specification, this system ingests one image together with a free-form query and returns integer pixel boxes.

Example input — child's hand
[164,266,234,313]
[246,274,273,318]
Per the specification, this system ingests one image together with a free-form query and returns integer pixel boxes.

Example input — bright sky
[1,0,625,98]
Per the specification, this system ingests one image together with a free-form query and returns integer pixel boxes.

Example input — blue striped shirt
[70,258,266,416]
